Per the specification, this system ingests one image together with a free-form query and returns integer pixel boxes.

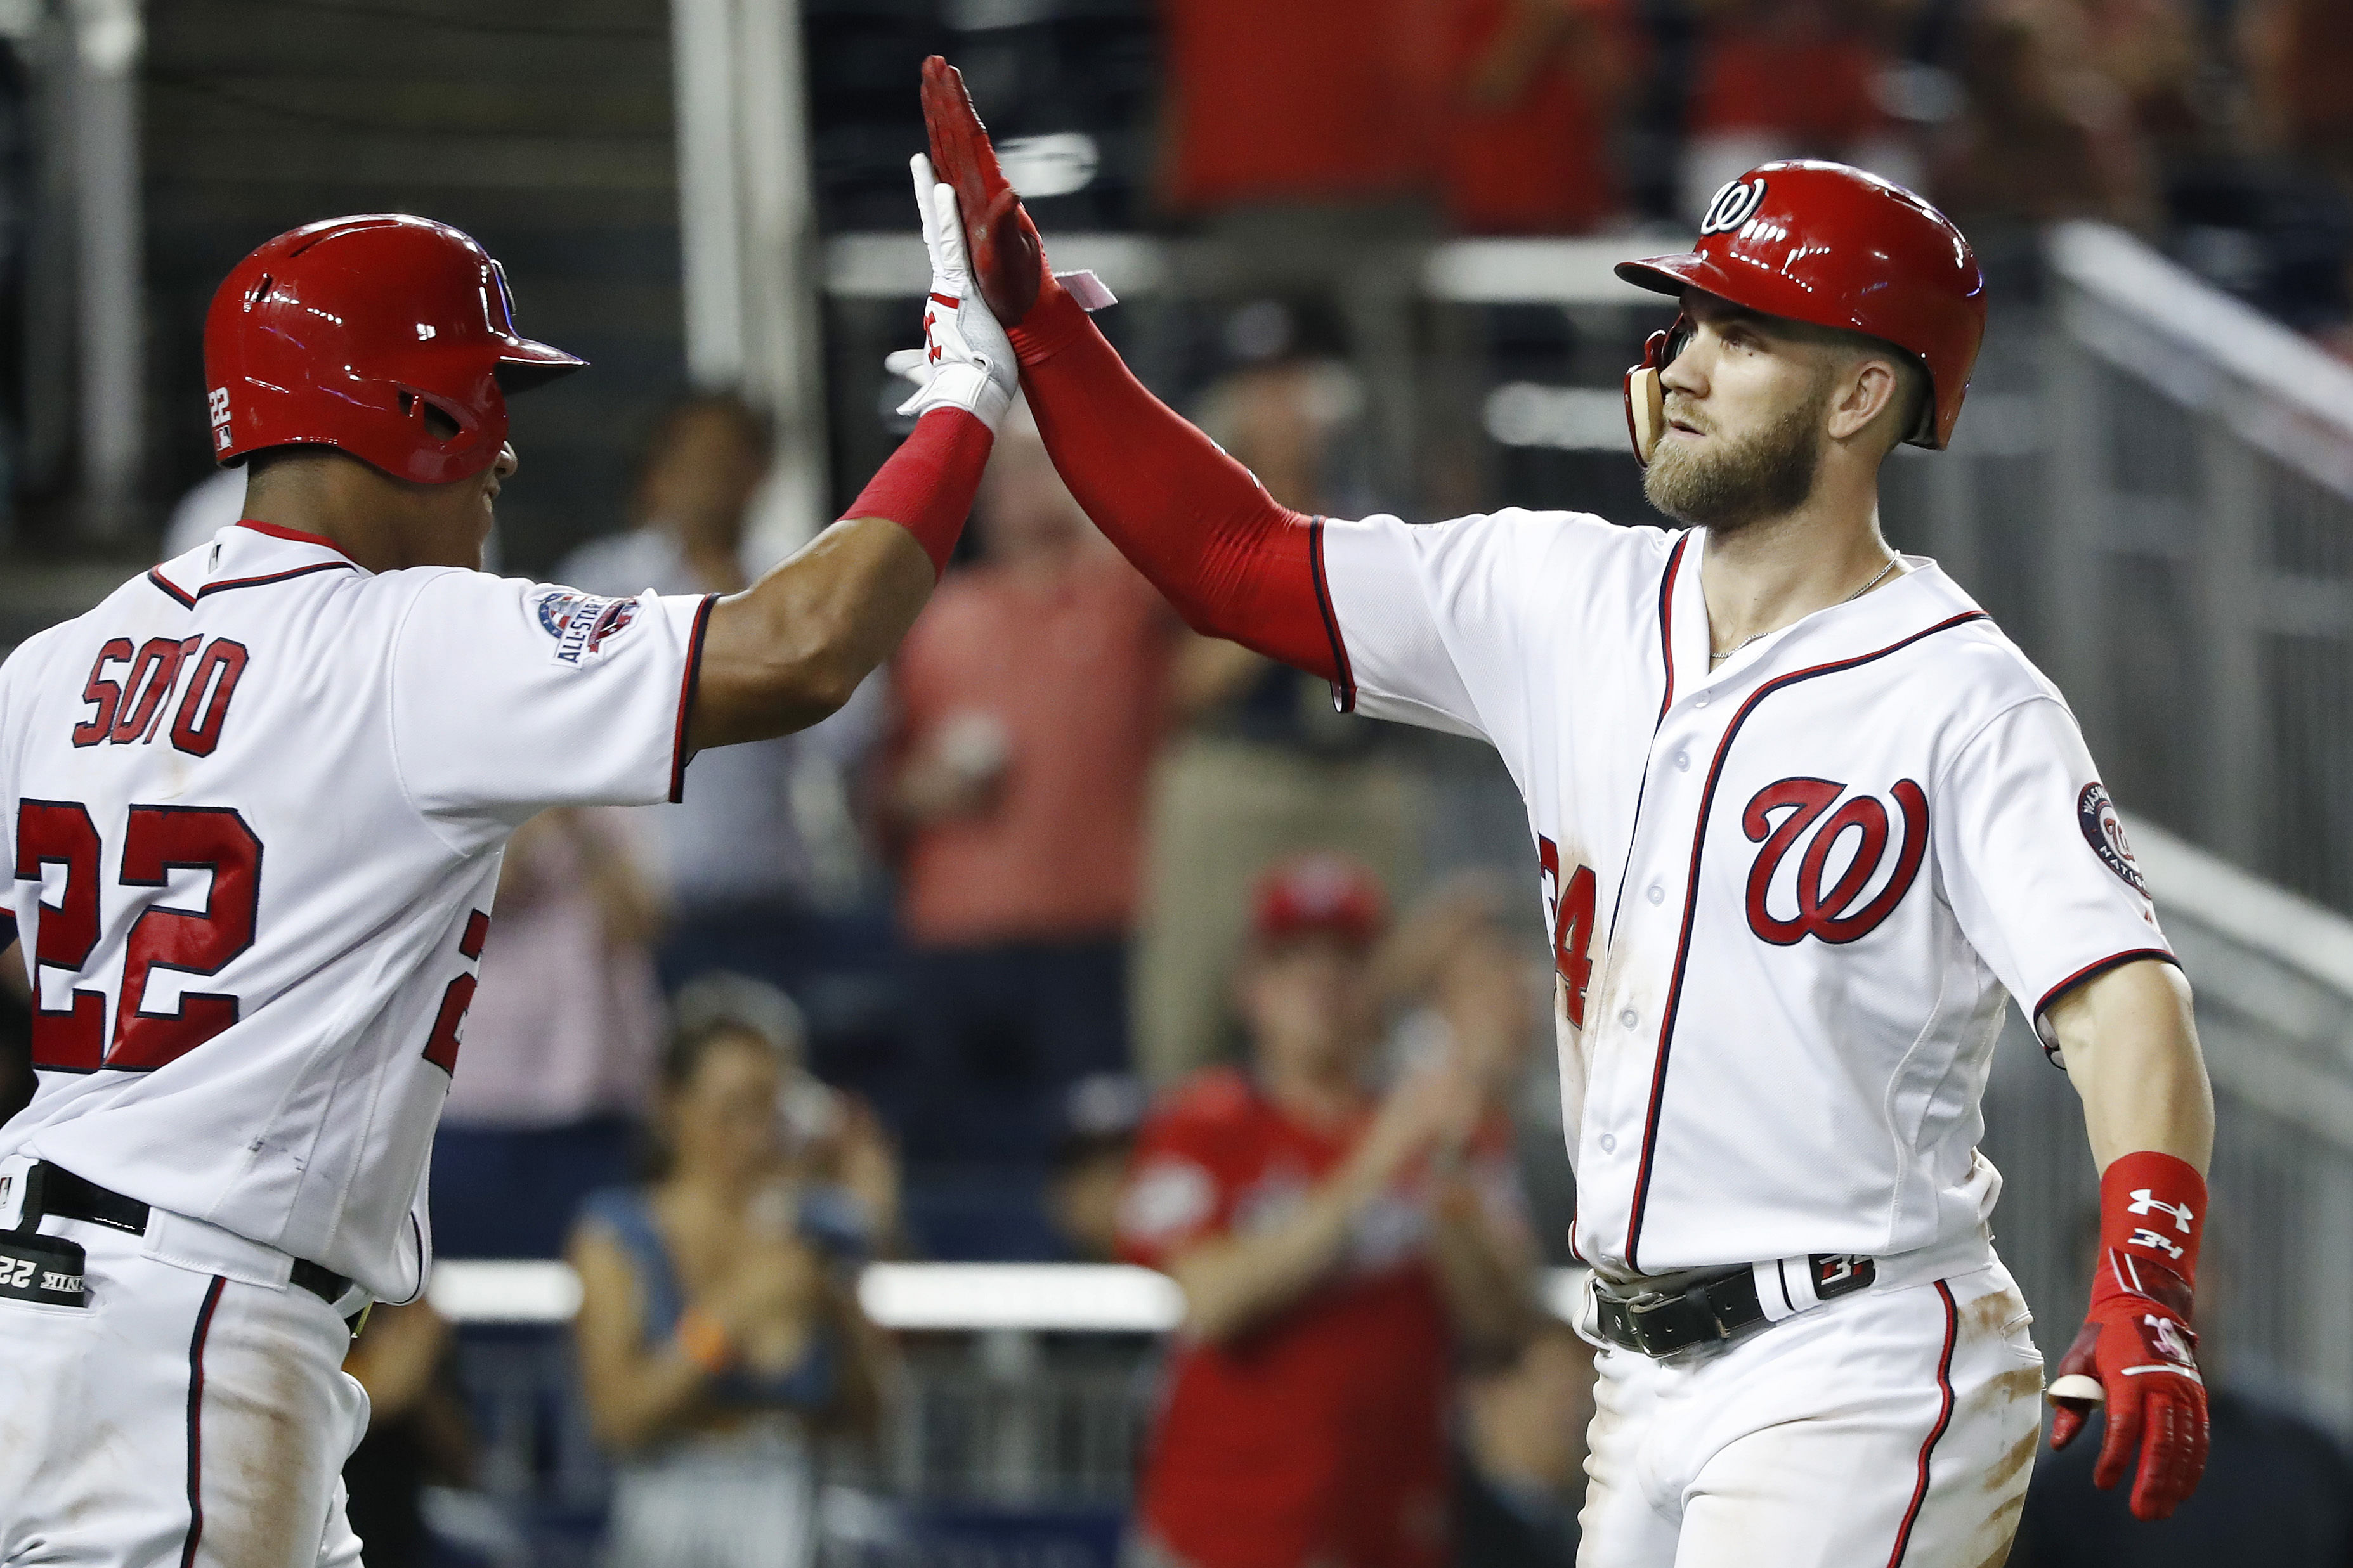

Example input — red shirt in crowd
[1118,1068,1497,1568]
[889,549,1171,948]
[1690,14,1889,148]
[1442,0,1633,234]
[1158,0,1449,213]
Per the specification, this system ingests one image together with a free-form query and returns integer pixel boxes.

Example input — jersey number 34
[1537,837,1598,1029]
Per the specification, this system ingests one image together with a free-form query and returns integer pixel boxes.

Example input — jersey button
[1674,752,1691,771]
[1599,1134,1617,1153]
[1619,1008,1639,1030]
[1694,694,1710,708]
[1646,884,1664,905]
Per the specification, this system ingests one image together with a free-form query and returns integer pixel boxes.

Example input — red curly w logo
[1742,778,1929,945]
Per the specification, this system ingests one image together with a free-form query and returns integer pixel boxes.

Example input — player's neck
[242,451,488,573]
[1697,493,1898,664]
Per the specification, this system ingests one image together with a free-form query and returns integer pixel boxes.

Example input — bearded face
[1642,367,1834,533]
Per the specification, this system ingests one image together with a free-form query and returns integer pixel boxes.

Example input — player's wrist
[1006,281,1092,369]
[909,360,1014,432]
[842,407,996,578]
[2096,1149,2205,1296]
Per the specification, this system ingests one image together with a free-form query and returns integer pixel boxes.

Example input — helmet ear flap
[1624,314,1694,468]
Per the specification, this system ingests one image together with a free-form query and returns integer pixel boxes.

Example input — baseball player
[0,162,1010,1565]
[919,61,2216,1567]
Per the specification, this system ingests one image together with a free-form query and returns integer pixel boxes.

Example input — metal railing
[1983,816,2353,1439]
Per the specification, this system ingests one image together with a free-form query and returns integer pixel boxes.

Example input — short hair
[1890,354,1933,446]
[661,970,806,1089]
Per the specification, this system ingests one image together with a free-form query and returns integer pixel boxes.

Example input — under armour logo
[2127,1189,2195,1233]
[2128,1227,2186,1260]
[2144,1314,2196,1366]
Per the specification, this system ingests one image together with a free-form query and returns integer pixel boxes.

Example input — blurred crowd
[1104,0,2353,349]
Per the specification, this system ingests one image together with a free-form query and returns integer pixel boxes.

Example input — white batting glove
[886,153,1017,433]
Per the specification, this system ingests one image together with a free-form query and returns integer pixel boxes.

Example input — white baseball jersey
[0,521,712,1300]
[1314,510,2171,1274]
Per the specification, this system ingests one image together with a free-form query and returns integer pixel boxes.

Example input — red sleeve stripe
[1307,518,1356,714]
[670,593,719,804]
[2032,948,2181,1059]
[1884,1280,1960,1567]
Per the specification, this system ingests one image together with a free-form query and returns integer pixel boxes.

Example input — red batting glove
[2048,1151,2210,1521]
[920,56,1051,330]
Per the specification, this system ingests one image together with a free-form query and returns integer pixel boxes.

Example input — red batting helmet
[1251,854,1388,951]
[204,214,585,484]
[1616,161,1985,463]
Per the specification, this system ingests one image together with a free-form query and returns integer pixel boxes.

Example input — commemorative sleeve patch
[2078,782,2150,897]
[533,590,642,666]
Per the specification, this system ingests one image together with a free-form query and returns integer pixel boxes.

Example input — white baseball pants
[1578,1260,2044,1568]
[0,1215,368,1567]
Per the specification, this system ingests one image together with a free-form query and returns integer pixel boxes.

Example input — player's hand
[1352,1048,1480,1187]
[920,56,1048,328]
[2048,1254,2209,1520]
[885,153,1017,433]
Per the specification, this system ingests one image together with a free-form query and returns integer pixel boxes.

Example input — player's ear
[1824,355,1899,446]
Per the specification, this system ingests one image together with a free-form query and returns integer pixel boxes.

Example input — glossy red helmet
[204,214,585,484]
[1616,161,1985,462]
[1251,853,1388,950]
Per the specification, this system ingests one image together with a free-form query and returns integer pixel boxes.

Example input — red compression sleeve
[1007,288,1343,682]
[843,407,996,578]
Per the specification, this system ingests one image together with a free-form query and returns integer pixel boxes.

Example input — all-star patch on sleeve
[388,569,715,834]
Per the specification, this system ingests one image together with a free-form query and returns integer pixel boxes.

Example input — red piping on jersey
[670,593,718,804]
[1885,1280,1960,1567]
[147,560,356,607]
[179,1274,228,1568]
[2031,947,2180,1061]
[1603,534,1695,951]
[236,519,351,557]
[1622,609,1988,1270]
[1656,533,1688,722]
[1307,518,1356,713]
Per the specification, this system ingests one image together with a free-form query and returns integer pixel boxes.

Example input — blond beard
[1643,388,1828,534]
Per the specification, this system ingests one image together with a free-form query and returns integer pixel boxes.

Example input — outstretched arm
[688,158,1016,751]
[918,58,1340,682]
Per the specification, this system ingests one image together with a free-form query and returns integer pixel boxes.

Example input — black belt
[25,1162,357,1313]
[1593,1254,1877,1358]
